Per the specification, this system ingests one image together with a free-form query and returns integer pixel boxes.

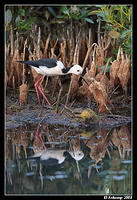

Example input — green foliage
[5,7,37,35]
[14,9,36,34]
[55,6,94,24]
[47,7,57,17]
[97,64,111,73]
[5,5,132,56]
[96,5,132,55]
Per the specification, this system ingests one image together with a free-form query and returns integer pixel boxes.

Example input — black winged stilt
[30,149,84,167]
[16,58,87,106]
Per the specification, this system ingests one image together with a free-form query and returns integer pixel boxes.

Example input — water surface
[5,123,132,195]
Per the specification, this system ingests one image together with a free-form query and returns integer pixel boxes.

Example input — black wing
[41,158,59,167]
[16,58,58,68]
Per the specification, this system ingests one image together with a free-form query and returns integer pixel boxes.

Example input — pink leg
[34,76,44,104]
[35,124,46,149]
[38,76,51,106]
[39,132,46,149]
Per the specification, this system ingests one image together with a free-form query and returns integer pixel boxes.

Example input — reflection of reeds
[111,125,131,159]
[87,125,130,164]
[6,122,131,191]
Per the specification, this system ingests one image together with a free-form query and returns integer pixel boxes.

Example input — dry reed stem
[68,23,75,65]
[110,46,121,88]
[12,75,15,95]
[97,17,101,47]
[81,76,92,106]
[117,48,131,93]
[89,44,97,77]
[37,27,41,59]
[7,26,15,87]
[73,29,81,64]
[73,30,81,64]
[82,45,93,70]
[28,45,34,60]
[10,25,14,56]
[89,62,96,78]
[95,73,110,95]
[29,25,42,83]
[79,38,86,64]
[67,29,82,102]
[51,39,58,58]
[95,45,105,67]
[50,39,60,100]
[86,68,114,112]
[12,51,19,87]
[103,37,111,51]
[5,71,8,91]
[96,29,111,68]
[44,33,51,57]
[81,44,97,105]
[9,31,20,88]
[60,36,66,65]
[89,79,108,112]
[103,57,112,75]
[15,32,20,86]
[22,38,28,84]
[7,56,14,86]
[19,83,28,106]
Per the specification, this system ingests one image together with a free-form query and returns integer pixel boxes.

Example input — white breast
[40,150,66,164]
[39,65,63,76]
[31,66,43,74]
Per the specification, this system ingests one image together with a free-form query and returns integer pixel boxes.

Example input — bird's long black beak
[80,75,89,86]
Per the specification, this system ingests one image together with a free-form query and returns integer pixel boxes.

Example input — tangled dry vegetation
[6,22,131,113]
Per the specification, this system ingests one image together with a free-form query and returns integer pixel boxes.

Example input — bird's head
[69,150,84,161]
[69,64,83,75]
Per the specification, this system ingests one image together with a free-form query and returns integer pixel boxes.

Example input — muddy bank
[6,89,132,130]
[6,105,131,130]
[6,107,80,129]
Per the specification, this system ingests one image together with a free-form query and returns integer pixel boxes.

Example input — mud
[6,101,131,131]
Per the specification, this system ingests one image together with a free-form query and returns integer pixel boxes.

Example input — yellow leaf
[108,30,120,39]
[80,108,98,121]
[81,132,93,138]
[87,10,99,16]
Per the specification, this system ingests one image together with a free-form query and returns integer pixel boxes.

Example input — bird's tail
[16,60,26,63]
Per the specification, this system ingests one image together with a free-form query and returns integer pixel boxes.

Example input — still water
[5,123,132,195]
